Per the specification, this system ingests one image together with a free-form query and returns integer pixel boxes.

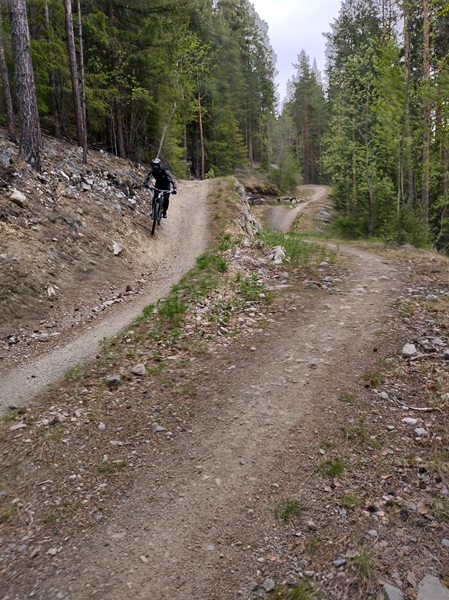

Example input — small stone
[152,424,166,433]
[304,571,315,577]
[98,422,106,431]
[426,295,438,302]
[402,418,418,425]
[262,579,275,593]
[382,583,404,600]
[368,529,378,537]
[139,555,148,564]
[415,427,428,436]
[417,575,449,600]
[378,392,389,399]
[441,538,449,547]
[30,547,40,558]
[9,190,27,208]
[402,344,417,357]
[131,363,146,376]
[250,347,256,352]
[37,333,50,342]
[306,520,317,531]
[10,422,27,431]
[248,582,259,592]
[47,548,57,556]
[113,242,122,256]
[332,558,346,567]
[106,375,121,386]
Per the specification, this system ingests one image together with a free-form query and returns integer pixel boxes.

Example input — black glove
[172,189,177,195]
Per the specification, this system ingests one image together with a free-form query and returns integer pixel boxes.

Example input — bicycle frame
[149,187,169,235]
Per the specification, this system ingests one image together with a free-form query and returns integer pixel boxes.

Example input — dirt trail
[265,185,327,232]
[0,180,211,413]
[28,193,402,599]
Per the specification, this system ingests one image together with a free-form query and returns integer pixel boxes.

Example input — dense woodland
[1,0,449,249]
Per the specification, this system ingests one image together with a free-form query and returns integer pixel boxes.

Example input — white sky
[251,0,343,100]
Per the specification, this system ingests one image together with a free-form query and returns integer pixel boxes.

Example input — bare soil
[1,144,448,599]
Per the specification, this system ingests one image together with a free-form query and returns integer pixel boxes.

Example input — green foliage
[1,408,18,424]
[261,230,330,266]
[98,460,127,474]
[317,457,346,477]
[238,273,272,302]
[321,0,449,249]
[283,581,320,600]
[275,499,306,521]
[339,493,363,509]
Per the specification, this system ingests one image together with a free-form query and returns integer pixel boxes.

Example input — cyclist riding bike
[143,158,177,218]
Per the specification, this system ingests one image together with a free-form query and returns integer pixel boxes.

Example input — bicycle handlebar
[147,185,171,194]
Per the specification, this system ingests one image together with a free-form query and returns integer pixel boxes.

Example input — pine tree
[9,0,41,170]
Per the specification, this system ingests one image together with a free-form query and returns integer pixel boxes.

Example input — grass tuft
[317,457,346,477]
[275,499,306,521]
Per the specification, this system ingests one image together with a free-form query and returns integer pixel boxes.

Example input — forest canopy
[1,0,449,249]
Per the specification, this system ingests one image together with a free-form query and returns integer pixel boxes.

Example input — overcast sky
[250,0,343,100]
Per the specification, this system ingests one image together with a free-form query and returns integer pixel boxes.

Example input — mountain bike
[149,187,169,235]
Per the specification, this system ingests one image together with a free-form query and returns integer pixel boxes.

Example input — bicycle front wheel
[151,202,157,235]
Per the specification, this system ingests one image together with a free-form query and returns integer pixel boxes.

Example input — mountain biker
[143,158,177,218]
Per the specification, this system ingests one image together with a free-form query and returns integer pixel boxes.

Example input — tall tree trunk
[0,11,16,143]
[77,0,87,150]
[44,0,61,139]
[422,0,430,222]
[10,0,41,170]
[108,0,126,158]
[352,121,357,215]
[65,0,87,163]
[402,3,414,207]
[198,93,205,179]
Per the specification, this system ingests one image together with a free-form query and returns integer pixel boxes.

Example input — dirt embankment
[0,130,212,410]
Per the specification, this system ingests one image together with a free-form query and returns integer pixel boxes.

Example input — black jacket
[144,166,177,191]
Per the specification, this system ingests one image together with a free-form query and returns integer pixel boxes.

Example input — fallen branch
[391,393,443,413]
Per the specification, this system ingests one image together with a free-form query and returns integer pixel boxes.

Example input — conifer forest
[1,0,449,250]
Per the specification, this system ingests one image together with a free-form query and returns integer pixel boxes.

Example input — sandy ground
[1,187,408,599]
[0,180,211,413]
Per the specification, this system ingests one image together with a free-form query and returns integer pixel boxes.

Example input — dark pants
[162,191,170,213]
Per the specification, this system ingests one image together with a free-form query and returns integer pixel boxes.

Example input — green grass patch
[275,499,306,521]
[261,229,333,267]
[338,393,354,403]
[339,492,363,509]
[0,502,19,522]
[363,371,383,387]
[279,580,320,600]
[317,457,346,477]
[98,460,127,474]
[1,408,18,424]
[42,511,57,523]
[237,272,273,302]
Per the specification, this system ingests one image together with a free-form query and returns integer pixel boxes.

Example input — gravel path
[0,180,211,413]
[22,191,403,599]
[265,185,327,232]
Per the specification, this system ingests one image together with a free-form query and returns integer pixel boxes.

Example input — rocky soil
[0,134,448,600]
